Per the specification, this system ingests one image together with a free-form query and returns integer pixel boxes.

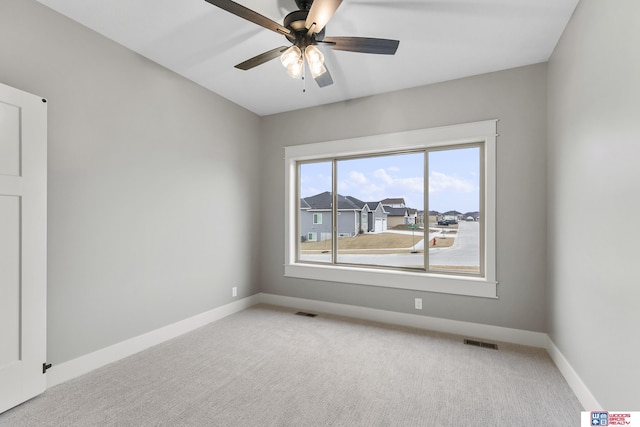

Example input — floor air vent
[464,339,498,350]
[294,311,318,318]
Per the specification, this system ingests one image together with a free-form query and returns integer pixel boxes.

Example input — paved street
[430,221,479,267]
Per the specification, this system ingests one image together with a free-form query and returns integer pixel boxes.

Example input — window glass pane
[335,152,425,269]
[298,161,333,263]
[428,146,481,274]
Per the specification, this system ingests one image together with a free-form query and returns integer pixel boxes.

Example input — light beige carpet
[0,304,583,426]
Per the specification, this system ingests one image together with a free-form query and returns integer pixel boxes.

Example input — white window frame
[284,120,498,299]
[313,213,322,224]
[307,232,317,242]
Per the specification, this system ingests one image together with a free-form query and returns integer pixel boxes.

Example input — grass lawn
[300,232,455,253]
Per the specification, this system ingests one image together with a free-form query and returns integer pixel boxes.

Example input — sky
[299,147,480,213]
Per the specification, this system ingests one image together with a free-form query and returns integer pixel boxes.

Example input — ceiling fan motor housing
[283,10,325,46]
[294,0,313,11]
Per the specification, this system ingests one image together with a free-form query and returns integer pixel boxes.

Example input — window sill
[284,263,498,299]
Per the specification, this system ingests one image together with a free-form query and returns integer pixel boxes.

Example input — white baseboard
[545,336,601,410]
[46,294,261,388]
[257,293,547,347]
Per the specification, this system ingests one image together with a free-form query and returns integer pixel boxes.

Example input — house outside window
[285,120,498,298]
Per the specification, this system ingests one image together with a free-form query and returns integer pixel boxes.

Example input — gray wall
[0,0,262,365]
[260,63,549,332]
[547,0,640,409]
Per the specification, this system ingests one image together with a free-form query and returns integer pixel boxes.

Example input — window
[428,145,482,274]
[285,120,497,298]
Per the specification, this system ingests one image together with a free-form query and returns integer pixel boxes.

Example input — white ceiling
[35,0,578,116]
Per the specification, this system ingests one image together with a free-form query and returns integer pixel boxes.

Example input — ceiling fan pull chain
[302,62,306,93]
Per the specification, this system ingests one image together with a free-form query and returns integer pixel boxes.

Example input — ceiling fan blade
[321,37,399,55]
[204,0,291,36]
[305,0,342,34]
[314,66,334,88]
[235,46,290,70]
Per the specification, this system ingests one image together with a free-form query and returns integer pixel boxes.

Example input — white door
[0,82,47,413]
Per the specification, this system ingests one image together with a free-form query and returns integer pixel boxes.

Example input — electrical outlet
[415,298,422,310]
[232,287,237,297]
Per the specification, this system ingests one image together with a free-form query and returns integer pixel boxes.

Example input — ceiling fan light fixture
[280,45,302,68]
[286,57,304,79]
[304,45,325,77]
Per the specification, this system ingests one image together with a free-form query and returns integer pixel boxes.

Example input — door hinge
[42,362,52,374]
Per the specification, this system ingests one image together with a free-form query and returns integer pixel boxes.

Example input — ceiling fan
[204,0,400,88]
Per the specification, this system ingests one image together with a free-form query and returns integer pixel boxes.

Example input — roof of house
[365,201,385,211]
[345,196,366,209]
[380,198,405,206]
[354,199,386,212]
[385,207,408,217]
[301,191,368,211]
[300,198,312,210]
[301,192,419,214]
